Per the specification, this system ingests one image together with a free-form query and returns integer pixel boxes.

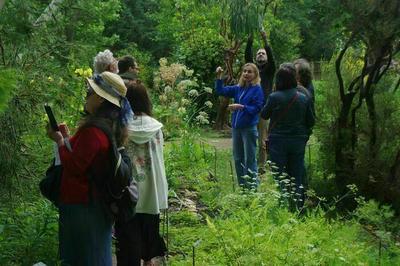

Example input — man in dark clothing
[118,55,140,86]
[245,30,276,172]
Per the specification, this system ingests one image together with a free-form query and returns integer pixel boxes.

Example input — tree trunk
[365,92,377,159]
[214,40,241,130]
[335,92,357,192]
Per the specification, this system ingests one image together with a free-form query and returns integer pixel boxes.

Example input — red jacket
[59,127,110,204]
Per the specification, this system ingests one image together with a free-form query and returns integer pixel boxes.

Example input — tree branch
[0,35,6,66]
[394,76,400,93]
[336,33,356,102]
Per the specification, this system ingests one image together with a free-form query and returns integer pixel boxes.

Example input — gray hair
[93,49,115,74]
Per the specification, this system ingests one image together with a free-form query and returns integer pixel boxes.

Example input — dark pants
[59,203,112,266]
[115,213,167,266]
[268,135,308,208]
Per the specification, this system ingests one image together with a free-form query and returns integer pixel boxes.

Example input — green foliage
[0,200,59,265]
[164,134,400,265]
[0,69,17,113]
[152,58,214,138]
[105,0,167,55]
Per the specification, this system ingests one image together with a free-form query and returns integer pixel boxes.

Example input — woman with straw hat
[47,71,133,265]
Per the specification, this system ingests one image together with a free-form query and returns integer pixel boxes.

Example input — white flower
[195,114,209,125]
[205,101,213,108]
[199,111,208,117]
[153,76,161,88]
[159,94,167,102]
[184,69,194,77]
[188,89,199,97]
[164,85,172,94]
[204,87,213,94]
[181,98,190,106]
[178,107,186,114]
[159,58,168,67]
[177,80,192,92]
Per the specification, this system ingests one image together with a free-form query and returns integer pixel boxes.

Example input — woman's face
[84,86,104,114]
[242,66,256,83]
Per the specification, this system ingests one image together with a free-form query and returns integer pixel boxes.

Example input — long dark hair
[79,101,128,146]
[126,83,153,116]
[275,63,298,91]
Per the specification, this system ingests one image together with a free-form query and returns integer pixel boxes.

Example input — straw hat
[86,71,127,107]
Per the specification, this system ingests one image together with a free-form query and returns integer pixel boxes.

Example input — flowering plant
[153,58,214,138]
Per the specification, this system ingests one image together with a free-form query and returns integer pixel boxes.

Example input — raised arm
[215,67,237,98]
[261,31,276,77]
[245,34,254,63]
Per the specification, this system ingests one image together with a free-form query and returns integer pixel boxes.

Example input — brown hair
[275,63,298,91]
[126,82,153,116]
[293,58,313,88]
[238,63,261,87]
[79,100,128,146]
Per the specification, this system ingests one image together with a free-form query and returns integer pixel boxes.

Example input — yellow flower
[47,76,54,82]
[83,68,93,78]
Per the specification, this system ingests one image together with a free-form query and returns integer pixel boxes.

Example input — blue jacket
[215,79,265,128]
[261,88,315,137]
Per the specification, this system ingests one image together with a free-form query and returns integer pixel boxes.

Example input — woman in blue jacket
[261,63,315,208]
[215,63,265,189]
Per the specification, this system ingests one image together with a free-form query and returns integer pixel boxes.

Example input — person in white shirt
[114,81,168,266]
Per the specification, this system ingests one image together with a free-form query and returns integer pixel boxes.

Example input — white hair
[93,49,115,74]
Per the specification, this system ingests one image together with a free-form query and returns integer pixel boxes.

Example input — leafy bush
[0,200,59,265]
[152,58,214,138]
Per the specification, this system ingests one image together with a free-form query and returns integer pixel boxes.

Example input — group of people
[44,29,314,264]
[47,50,168,265]
[216,31,315,207]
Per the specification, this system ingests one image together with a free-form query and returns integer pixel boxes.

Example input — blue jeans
[232,125,259,189]
[268,135,308,208]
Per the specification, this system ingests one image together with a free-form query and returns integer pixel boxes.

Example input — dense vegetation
[0,0,399,264]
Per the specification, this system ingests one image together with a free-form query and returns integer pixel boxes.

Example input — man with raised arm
[245,30,276,173]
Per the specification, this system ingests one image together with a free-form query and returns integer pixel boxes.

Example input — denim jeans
[59,203,112,266]
[232,125,259,189]
[268,135,308,208]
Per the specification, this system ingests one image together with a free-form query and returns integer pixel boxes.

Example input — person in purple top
[215,63,265,189]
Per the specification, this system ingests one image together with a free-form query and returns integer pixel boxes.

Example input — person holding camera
[46,72,132,265]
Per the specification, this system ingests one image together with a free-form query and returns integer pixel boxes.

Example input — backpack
[86,120,139,222]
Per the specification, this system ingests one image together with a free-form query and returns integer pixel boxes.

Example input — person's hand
[216,66,224,79]
[46,123,64,147]
[58,123,70,138]
[262,139,267,150]
[227,103,244,111]
[260,30,267,40]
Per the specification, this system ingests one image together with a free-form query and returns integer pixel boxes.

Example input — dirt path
[200,129,232,151]
[203,137,232,150]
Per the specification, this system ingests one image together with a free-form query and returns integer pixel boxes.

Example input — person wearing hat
[47,71,133,265]
[118,55,140,86]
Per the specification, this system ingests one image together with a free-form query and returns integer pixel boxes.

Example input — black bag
[87,121,139,222]
[40,160,62,206]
